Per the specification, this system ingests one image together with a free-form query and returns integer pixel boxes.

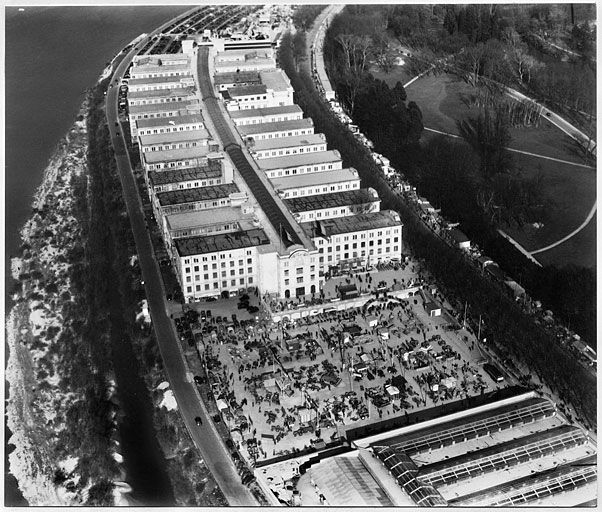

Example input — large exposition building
[257,391,598,507]
[127,35,403,304]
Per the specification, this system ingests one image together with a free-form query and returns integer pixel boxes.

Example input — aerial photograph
[4,3,597,507]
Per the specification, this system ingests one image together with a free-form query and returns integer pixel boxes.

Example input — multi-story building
[132,53,191,67]
[153,183,242,217]
[127,74,195,92]
[129,100,202,137]
[127,87,197,107]
[258,150,343,179]
[135,113,205,136]
[270,167,361,199]
[141,146,222,173]
[147,159,232,194]
[250,133,327,159]
[237,118,314,141]
[138,129,212,152]
[129,64,192,80]
[302,210,403,271]
[230,104,303,126]
[214,71,261,92]
[214,48,276,73]
[285,188,381,223]
[222,69,293,111]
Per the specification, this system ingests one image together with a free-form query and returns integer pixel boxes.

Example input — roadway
[105,12,258,507]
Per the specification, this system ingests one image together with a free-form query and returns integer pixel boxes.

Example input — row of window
[148,158,204,171]
[266,162,338,179]
[283,275,315,286]
[138,124,204,135]
[299,203,375,222]
[315,229,399,243]
[130,83,188,92]
[174,221,238,238]
[185,258,253,273]
[132,111,178,121]
[183,250,253,265]
[318,238,399,252]
[154,178,222,193]
[256,144,325,158]
[238,115,302,126]
[251,128,312,141]
[281,182,357,198]
[185,276,253,294]
[144,141,201,152]
[162,198,230,215]
[130,97,186,106]
[318,246,398,263]
[131,71,191,79]
[185,267,254,282]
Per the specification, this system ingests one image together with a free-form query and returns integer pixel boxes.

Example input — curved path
[106,9,258,507]
[530,201,597,255]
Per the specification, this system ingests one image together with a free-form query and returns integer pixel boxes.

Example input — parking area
[181,257,512,465]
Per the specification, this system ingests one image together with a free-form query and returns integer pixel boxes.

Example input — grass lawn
[408,72,596,268]
[369,62,415,88]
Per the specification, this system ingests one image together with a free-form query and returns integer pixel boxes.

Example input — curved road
[105,12,258,507]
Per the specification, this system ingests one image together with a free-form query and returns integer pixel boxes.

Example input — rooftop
[128,75,194,86]
[214,71,261,86]
[449,228,470,243]
[148,161,222,187]
[142,146,214,164]
[129,100,200,115]
[302,211,401,237]
[271,167,358,190]
[174,227,270,256]
[259,69,291,92]
[285,188,378,213]
[136,113,205,129]
[127,87,196,99]
[157,183,239,206]
[252,133,326,152]
[257,149,341,171]
[229,104,302,119]
[166,206,249,231]
[133,54,190,66]
[130,64,191,76]
[237,118,314,137]
[225,84,267,98]
[139,128,211,146]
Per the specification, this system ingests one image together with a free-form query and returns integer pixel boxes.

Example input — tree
[457,103,513,180]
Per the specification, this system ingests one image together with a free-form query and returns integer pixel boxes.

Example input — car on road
[195,416,203,426]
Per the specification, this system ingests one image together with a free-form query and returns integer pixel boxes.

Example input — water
[4,6,189,505]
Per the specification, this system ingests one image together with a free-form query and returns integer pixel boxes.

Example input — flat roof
[136,113,205,129]
[127,87,196,99]
[166,206,246,231]
[237,118,313,137]
[271,167,358,190]
[302,210,401,237]
[259,69,291,92]
[285,188,378,212]
[252,133,326,151]
[226,84,267,97]
[128,75,193,86]
[139,128,210,146]
[258,149,341,171]
[148,161,222,186]
[130,64,191,76]
[157,183,239,206]
[174,227,270,256]
[215,49,273,61]
[142,146,214,164]
[129,100,199,115]
[214,71,261,85]
[133,54,190,65]
[230,104,302,119]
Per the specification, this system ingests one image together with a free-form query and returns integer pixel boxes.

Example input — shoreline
[5,98,130,506]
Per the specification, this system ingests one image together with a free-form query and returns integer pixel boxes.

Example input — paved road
[104,15,258,508]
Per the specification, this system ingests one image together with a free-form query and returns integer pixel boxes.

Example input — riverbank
[5,100,126,505]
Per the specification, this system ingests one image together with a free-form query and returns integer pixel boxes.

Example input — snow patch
[157,381,170,391]
[59,456,79,475]
[159,389,177,411]
[129,255,138,266]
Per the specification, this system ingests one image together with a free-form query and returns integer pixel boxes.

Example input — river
[5,6,189,506]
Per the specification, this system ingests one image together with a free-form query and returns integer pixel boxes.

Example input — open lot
[406,72,596,268]
[182,259,512,466]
